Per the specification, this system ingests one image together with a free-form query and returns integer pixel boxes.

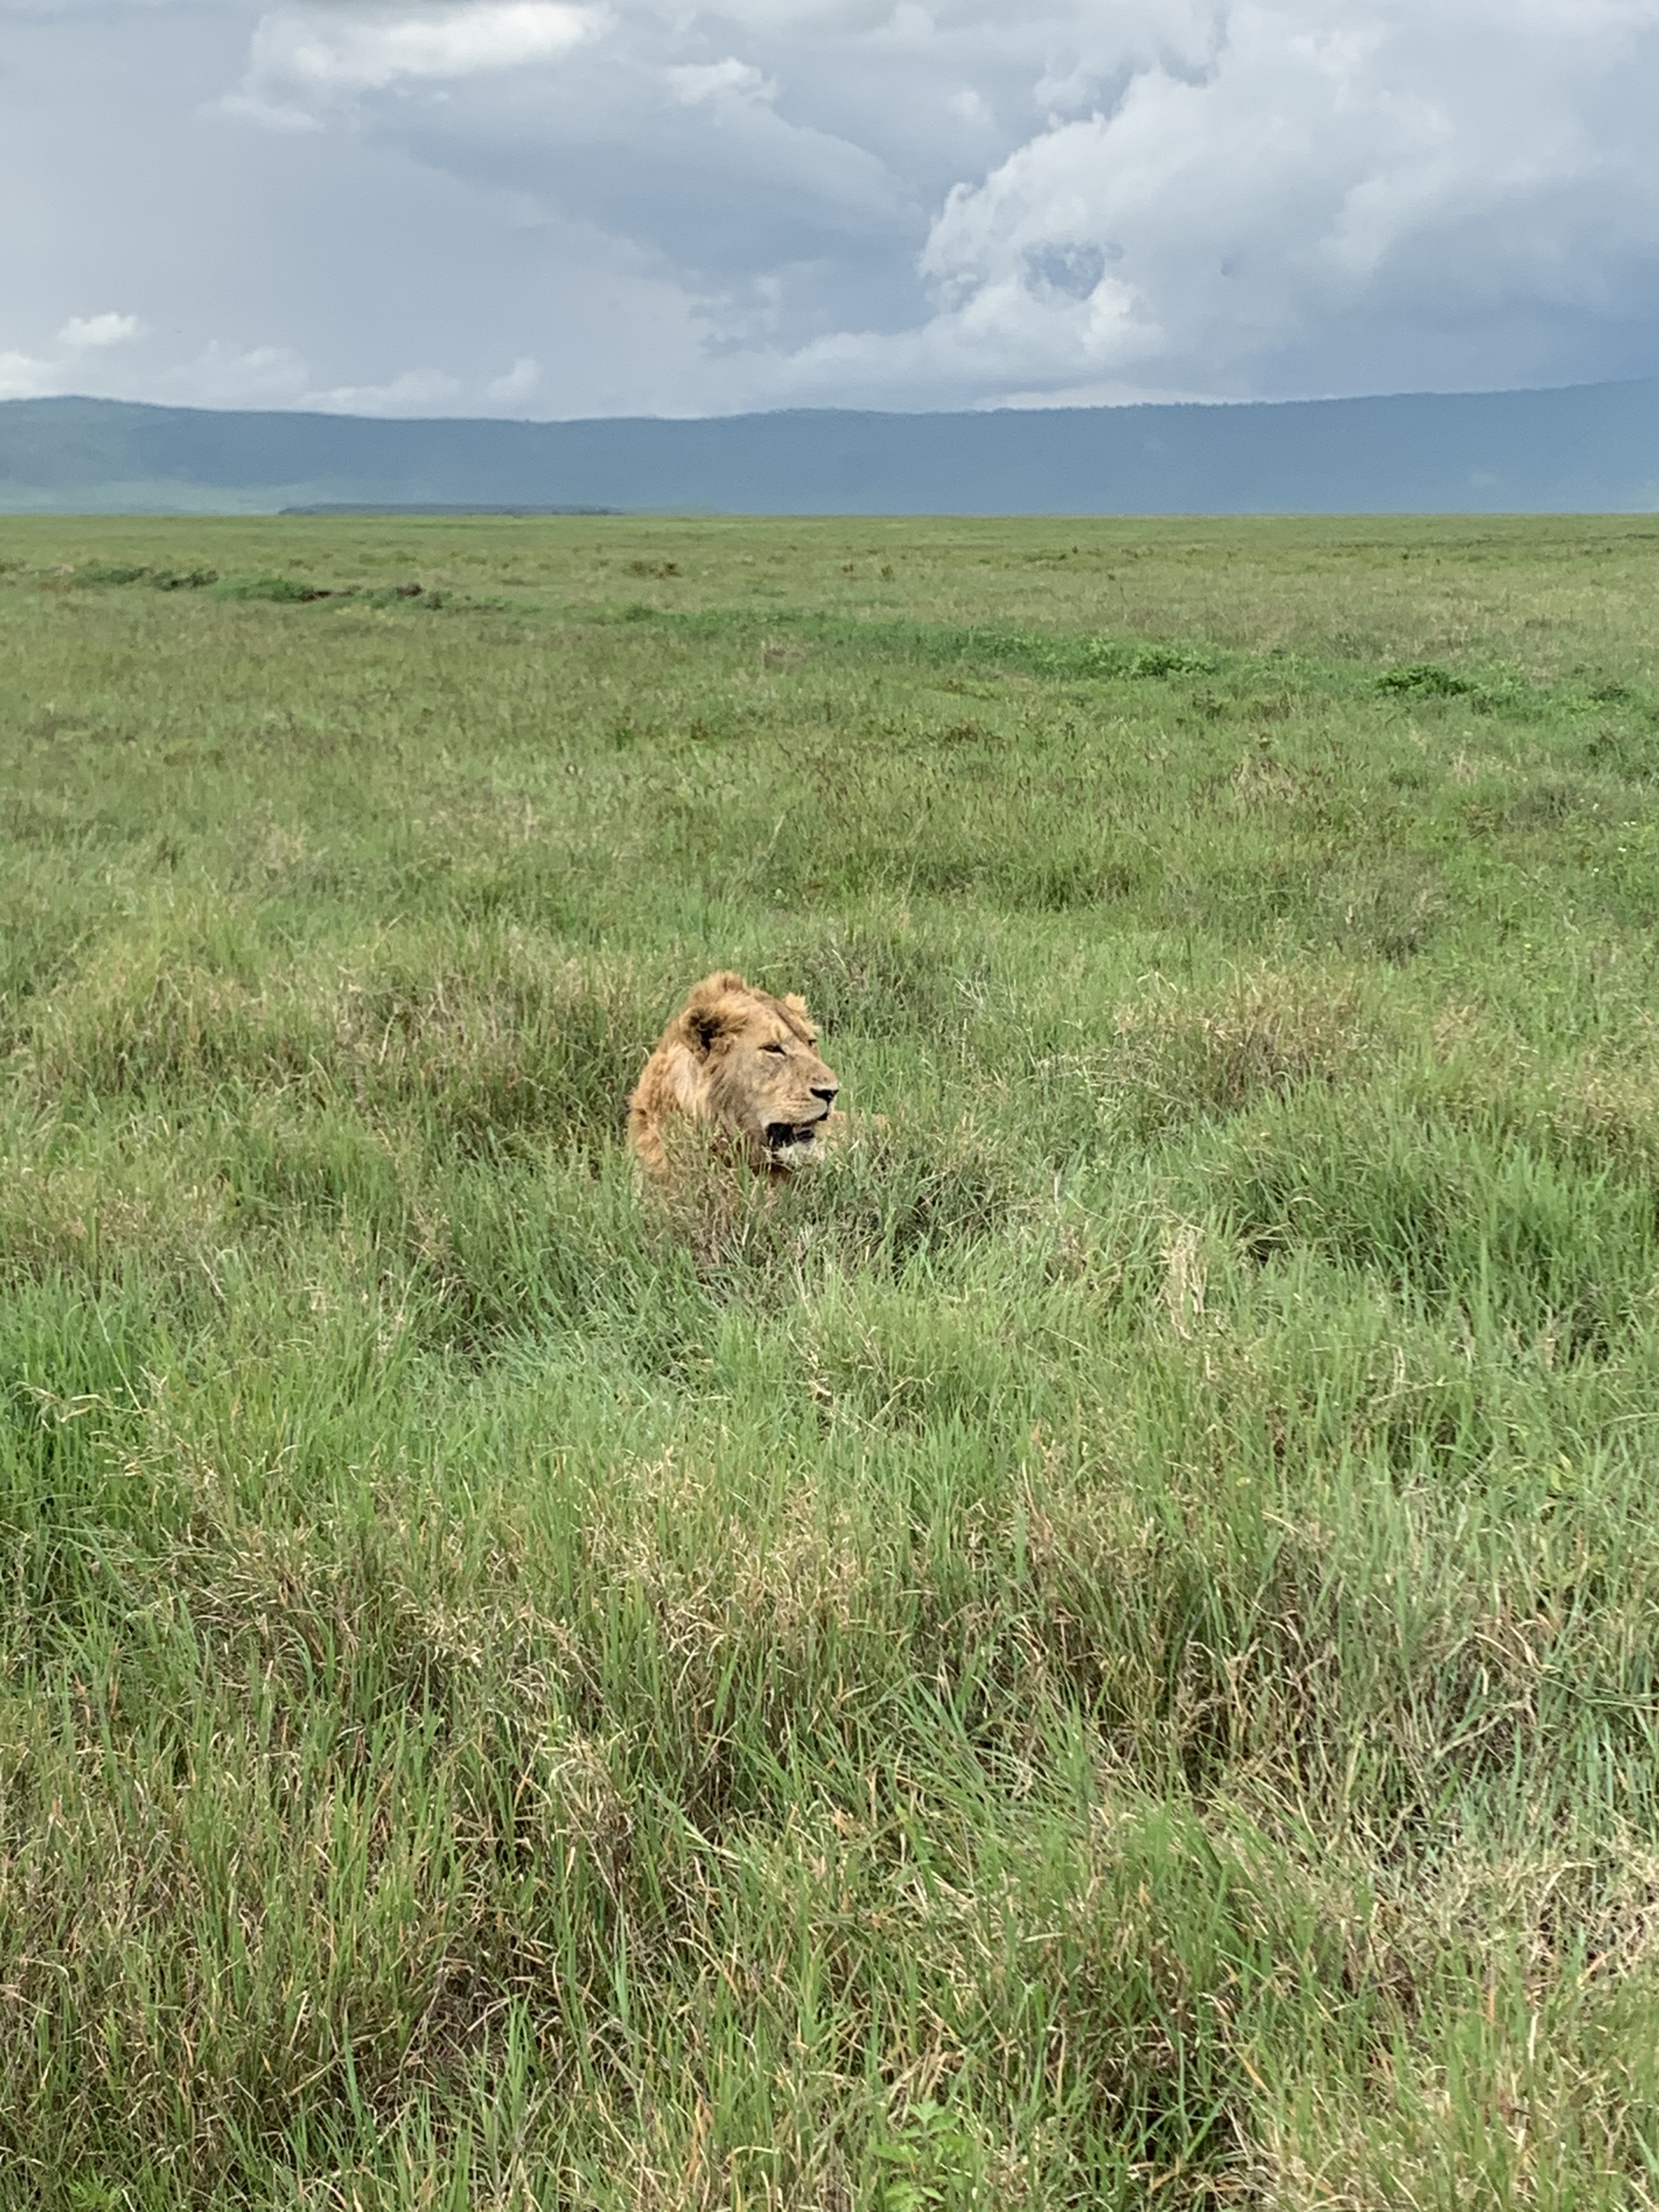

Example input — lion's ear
[682,975,743,1058]
[782,993,808,1016]
[687,1006,728,1056]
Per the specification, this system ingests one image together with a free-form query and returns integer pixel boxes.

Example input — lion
[628,971,841,1178]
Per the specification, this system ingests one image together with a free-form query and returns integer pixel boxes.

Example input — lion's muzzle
[763,1084,838,1162]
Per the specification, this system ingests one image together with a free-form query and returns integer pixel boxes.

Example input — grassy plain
[3,513,1659,2207]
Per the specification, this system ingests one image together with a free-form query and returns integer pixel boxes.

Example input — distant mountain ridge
[3,381,1657,514]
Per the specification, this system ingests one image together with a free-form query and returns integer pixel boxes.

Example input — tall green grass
[3,514,1659,2205]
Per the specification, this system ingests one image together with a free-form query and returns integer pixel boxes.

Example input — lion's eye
[761,1041,787,1055]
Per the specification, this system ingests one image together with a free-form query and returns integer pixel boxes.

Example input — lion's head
[628,971,841,1176]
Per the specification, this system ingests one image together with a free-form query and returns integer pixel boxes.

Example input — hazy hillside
[3,379,1658,514]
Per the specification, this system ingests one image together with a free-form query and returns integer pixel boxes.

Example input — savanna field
[6,513,1659,2209]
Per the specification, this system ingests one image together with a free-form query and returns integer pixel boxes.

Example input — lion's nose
[812,1083,838,1105]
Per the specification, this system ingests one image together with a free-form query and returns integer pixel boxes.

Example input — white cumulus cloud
[0,350,58,399]
[223,0,605,126]
[309,366,464,412]
[484,354,543,402]
[667,58,778,106]
[727,0,1659,407]
[0,313,147,401]
[58,310,143,350]
[164,342,314,407]
[161,343,478,415]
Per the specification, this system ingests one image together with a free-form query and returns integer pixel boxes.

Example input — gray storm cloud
[2,0,1658,415]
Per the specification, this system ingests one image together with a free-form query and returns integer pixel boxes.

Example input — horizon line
[5,372,1657,432]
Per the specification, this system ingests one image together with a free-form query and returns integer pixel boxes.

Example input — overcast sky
[6,0,1659,419]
